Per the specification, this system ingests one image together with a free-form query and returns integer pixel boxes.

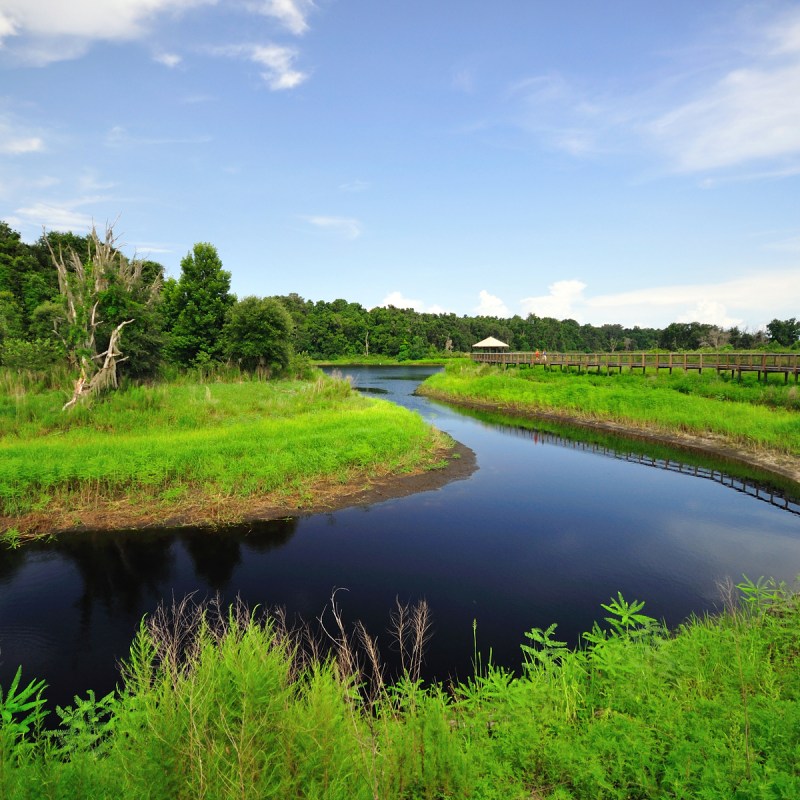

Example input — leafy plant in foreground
[0,667,47,769]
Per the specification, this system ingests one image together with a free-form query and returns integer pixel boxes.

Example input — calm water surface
[1,365,799,707]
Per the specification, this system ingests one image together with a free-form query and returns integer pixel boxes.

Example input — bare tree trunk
[62,319,133,410]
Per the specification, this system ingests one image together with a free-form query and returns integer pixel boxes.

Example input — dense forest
[1,220,798,381]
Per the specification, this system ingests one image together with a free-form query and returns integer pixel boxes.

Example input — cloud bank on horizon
[0,0,798,331]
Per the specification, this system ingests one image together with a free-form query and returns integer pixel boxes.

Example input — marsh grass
[1,579,799,799]
[0,373,447,528]
[421,361,800,455]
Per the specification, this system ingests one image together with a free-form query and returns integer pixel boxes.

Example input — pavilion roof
[472,336,510,349]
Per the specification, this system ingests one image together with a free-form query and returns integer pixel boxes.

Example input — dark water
[1,365,799,708]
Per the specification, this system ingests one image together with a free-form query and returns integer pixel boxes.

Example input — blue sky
[1,1,799,331]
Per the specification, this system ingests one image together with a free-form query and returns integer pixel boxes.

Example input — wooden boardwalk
[470,351,800,382]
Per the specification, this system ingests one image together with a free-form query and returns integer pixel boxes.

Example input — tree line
[1,219,798,389]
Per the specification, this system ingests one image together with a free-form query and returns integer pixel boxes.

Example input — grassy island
[419,360,800,485]
[0,370,451,539]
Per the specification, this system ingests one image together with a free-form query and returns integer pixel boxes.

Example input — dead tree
[46,224,154,410]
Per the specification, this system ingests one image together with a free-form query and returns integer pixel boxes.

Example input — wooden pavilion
[472,336,510,354]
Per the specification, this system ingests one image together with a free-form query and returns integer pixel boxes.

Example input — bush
[0,338,64,371]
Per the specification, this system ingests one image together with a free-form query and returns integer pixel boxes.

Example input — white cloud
[10,199,99,232]
[0,0,215,64]
[305,215,361,240]
[642,7,800,173]
[649,62,800,172]
[154,51,182,68]
[78,171,115,192]
[520,280,587,319]
[381,291,423,310]
[250,0,314,36]
[0,135,43,154]
[130,241,174,256]
[475,289,511,318]
[0,10,17,43]
[379,292,452,314]
[512,269,800,330]
[214,43,307,90]
[676,301,741,329]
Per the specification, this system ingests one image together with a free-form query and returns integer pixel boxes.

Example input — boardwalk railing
[492,422,800,517]
[470,351,800,381]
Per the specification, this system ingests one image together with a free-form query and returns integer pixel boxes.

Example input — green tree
[0,221,59,334]
[164,243,234,366]
[222,296,293,373]
[766,318,800,347]
[0,290,24,344]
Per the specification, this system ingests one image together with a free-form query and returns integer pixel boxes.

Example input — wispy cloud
[764,235,800,254]
[339,179,370,193]
[249,0,315,36]
[648,61,800,172]
[498,7,800,177]
[8,197,106,232]
[213,43,308,90]
[0,134,43,154]
[0,114,46,154]
[130,241,175,256]
[154,51,182,68]
[304,215,362,240]
[105,125,211,147]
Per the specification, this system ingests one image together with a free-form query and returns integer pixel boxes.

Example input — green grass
[0,371,448,530]
[1,578,799,799]
[419,361,800,456]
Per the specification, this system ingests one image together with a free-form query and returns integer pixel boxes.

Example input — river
[1,365,799,707]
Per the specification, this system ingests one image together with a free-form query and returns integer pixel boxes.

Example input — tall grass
[0,373,448,530]
[420,361,800,455]
[1,579,798,798]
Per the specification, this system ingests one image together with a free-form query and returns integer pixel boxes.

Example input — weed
[2,586,799,798]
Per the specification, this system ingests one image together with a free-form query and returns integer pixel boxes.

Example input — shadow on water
[1,364,799,710]
[353,386,389,394]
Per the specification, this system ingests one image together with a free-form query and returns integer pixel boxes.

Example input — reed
[1,579,798,799]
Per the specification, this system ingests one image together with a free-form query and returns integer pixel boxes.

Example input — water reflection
[457,405,800,515]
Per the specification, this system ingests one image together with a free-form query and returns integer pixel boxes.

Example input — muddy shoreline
[2,441,477,539]
[419,387,800,488]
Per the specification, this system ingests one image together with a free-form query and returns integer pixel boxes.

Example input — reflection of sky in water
[1,365,798,707]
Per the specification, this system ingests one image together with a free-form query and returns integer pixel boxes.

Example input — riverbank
[2,579,798,799]
[0,374,475,541]
[419,363,800,487]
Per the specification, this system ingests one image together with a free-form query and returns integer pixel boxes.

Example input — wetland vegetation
[419,361,800,477]
[1,578,799,799]
[0,369,451,539]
